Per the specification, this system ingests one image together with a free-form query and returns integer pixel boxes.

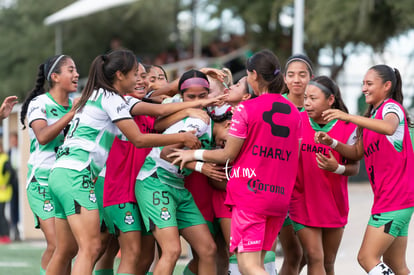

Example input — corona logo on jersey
[247,178,285,195]
[124,211,134,225]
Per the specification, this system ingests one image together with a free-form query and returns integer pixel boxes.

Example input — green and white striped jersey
[26,93,72,187]
[137,117,213,189]
[53,88,139,179]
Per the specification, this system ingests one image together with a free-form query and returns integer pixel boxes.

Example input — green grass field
[0,240,186,274]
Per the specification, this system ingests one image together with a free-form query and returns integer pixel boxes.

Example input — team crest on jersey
[89,190,97,203]
[43,200,54,212]
[124,211,134,225]
[160,207,171,221]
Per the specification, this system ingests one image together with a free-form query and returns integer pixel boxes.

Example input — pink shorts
[229,207,284,253]
[212,189,232,219]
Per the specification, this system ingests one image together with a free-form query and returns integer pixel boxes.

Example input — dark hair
[284,54,314,77]
[309,76,348,113]
[246,49,286,94]
[178,69,209,94]
[238,76,256,99]
[363,64,412,126]
[153,64,168,82]
[75,49,137,111]
[20,55,71,129]
[143,64,152,73]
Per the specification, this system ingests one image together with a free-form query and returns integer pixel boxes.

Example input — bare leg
[68,208,102,275]
[237,250,268,275]
[38,218,56,271]
[181,224,217,275]
[383,236,410,275]
[321,228,344,275]
[357,225,394,272]
[297,227,325,275]
[152,226,181,275]
[46,218,78,275]
[279,224,304,275]
[137,234,156,275]
[95,234,119,272]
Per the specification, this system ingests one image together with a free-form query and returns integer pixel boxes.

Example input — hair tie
[274,69,280,76]
[47,55,65,82]
[180,77,209,91]
[308,81,332,95]
[285,57,314,76]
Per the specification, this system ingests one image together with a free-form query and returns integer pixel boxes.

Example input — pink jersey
[225,93,302,217]
[212,188,232,219]
[103,115,155,207]
[184,172,215,222]
[363,99,414,214]
[290,112,356,227]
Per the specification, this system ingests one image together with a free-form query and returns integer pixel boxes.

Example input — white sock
[228,254,242,275]
[368,262,394,275]
[264,251,277,275]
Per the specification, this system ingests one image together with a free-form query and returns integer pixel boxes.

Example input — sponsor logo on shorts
[160,207,171,221]
[124,211,134,225]
[43,200,54,212]
[89,190,97,203]
[247,240,261,245]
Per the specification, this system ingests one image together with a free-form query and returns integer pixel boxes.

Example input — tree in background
[209,0,414,80]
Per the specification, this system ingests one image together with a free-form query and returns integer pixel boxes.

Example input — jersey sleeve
[182,117,209,137]
[164,118,209,137]
[382,102,404,122]
[101,93,132,122]
[124,96,141,112]
[347,128,358,145]
[228,103,248,139]
[27,97,47,127]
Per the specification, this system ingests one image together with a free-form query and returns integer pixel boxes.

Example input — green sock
[116,273,134,275]
[229,254,238,264]
[264,251,276,263]
[94,269,114,275]
[183,264,196,275]
[264,251,277,275]
[40,267,46,275]
[145,273,153,275]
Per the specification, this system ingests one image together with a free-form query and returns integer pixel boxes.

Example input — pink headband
[180,77,209,91]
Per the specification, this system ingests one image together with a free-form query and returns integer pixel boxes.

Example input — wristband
[330,139,338,149]
[334,164,345,175]
[194,149,205,161]
[195,161,204,173]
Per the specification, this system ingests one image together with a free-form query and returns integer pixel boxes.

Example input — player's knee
[162,245,181,262]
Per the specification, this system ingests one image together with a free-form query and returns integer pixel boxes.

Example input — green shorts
[104,202,149,235]
[369,207,414,237]
[26,179,55,228]
[292,220,344,232]
[292,220,307,232]
[49,167,98,219]
[283,215,293,227]
[135,177,206,231]
[95,176,105,226]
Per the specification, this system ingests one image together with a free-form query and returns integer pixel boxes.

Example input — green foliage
[0,0,72,99]
[0,0,179,99]
[209,0,414,79]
